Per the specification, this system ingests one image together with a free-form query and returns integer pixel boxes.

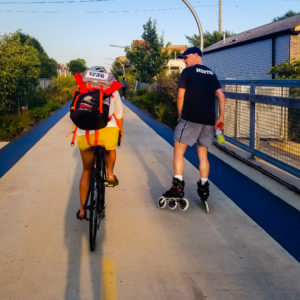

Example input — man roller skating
[159,47,226,213]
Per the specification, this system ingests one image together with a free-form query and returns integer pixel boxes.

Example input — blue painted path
[0,102,70,178]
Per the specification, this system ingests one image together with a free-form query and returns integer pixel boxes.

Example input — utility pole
[218,0,222,34]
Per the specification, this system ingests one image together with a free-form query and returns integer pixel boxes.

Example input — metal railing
[219,79,300,178]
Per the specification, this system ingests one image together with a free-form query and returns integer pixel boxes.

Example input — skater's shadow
[132,144,167,205]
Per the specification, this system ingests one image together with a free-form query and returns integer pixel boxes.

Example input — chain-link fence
[220,80,300,178]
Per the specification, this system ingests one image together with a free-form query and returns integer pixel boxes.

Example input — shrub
[26,90,48,109]
[156,72,180,103]
[0,113,31,140]
[30,107,50,121]
[128,86,178,128]
[0,74,77,141]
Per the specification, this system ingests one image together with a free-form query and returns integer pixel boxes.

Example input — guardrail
[219,79,300,178]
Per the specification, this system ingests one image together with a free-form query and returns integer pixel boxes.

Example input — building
[203,14,300,80]
[165,44,187,58]
[129,42,187,74]
[203,15,300,165]
[165,45,187,74]
[166,59,186,74]
[57,64,70,76]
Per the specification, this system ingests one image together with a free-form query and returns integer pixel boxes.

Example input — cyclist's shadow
[64,148,105,300]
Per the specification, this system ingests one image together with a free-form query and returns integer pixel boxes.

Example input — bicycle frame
[84,146,106,251]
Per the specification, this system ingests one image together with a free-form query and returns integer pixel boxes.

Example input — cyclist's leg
[97,127,119,183]
[104,149,116,180]
[79,149,94,217]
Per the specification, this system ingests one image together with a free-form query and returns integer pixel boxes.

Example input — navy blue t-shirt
[178,64,221,125]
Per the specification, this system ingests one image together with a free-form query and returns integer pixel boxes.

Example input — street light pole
[109,44,126,49]
[181,0,204,51]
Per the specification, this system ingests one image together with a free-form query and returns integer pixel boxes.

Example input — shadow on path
[64,149,105,300]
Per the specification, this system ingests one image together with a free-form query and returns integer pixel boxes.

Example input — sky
[0,0,299,69]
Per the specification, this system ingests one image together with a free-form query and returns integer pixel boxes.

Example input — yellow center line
[101,258,117,300]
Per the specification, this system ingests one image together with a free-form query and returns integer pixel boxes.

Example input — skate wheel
[168,199,177,210]
[203,201,209,213]
[179,198,189,211]
[158,197,167,209]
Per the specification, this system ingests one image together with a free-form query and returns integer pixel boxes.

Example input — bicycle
[83,145,106,251]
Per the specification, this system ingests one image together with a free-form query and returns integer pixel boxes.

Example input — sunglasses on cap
[183,54,193,60]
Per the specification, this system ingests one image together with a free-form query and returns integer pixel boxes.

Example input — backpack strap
[112,113,121,130]
[71,94,80,111]
[94,129,99,147]
[71,126,78,146]
[85,130,91,148]
[103,80,122,95]
[99,85,104,113]
[74,73,89,93]
[72,86,79,97]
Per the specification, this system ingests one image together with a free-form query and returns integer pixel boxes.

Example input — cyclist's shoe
[76,210,88,221]
[163,178,185,198]
[197,180,209,200]
[105,175,119,187]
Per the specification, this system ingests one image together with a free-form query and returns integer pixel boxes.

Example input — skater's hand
[215,118,224,130]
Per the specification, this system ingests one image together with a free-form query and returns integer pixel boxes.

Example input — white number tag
[85,71,109,81]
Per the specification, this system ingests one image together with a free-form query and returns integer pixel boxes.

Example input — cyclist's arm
[114,91,124,138]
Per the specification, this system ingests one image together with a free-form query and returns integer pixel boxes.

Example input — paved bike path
[0,105,299,300]
[124,100,300,262]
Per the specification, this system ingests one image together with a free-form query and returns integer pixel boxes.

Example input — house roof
[204,13,300,54]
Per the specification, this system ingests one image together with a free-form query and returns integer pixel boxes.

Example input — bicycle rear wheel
[87,149,106,251]
[85,165,97,251]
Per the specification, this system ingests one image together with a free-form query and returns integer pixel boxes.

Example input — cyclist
[76,66,123,220]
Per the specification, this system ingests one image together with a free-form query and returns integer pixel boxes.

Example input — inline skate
[197,180,209,213]
[158,178,189,211]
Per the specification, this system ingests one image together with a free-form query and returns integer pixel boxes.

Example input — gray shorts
[174,119,214,147]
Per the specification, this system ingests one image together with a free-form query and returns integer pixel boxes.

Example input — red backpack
[70,73,121,130]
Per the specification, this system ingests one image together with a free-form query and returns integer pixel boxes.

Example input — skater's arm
[215,88,226,129]
[177,88,185,120]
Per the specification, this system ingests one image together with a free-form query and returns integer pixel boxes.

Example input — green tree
[268,59,300,142]
[272,10,298,22]
[268,59,300,79]
[0,31,40,112]
[18,32,57,78]
[67,58,87,75]
[39,56,57,78]
[110,59,130,79]
[126,18,169,85]
[186,30,234,48]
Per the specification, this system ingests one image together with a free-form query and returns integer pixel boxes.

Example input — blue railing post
[249,82,256,158]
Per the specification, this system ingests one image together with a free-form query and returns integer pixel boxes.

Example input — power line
[0,3,217,14]
[0,0,114,4]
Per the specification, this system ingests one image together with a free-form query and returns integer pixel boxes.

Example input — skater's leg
[159,142,188,210]
[196,146,210,205]
[196,146,210,179]
[173,142,188,177]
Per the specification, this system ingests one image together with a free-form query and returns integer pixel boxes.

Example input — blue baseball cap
[179,47,203,58]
